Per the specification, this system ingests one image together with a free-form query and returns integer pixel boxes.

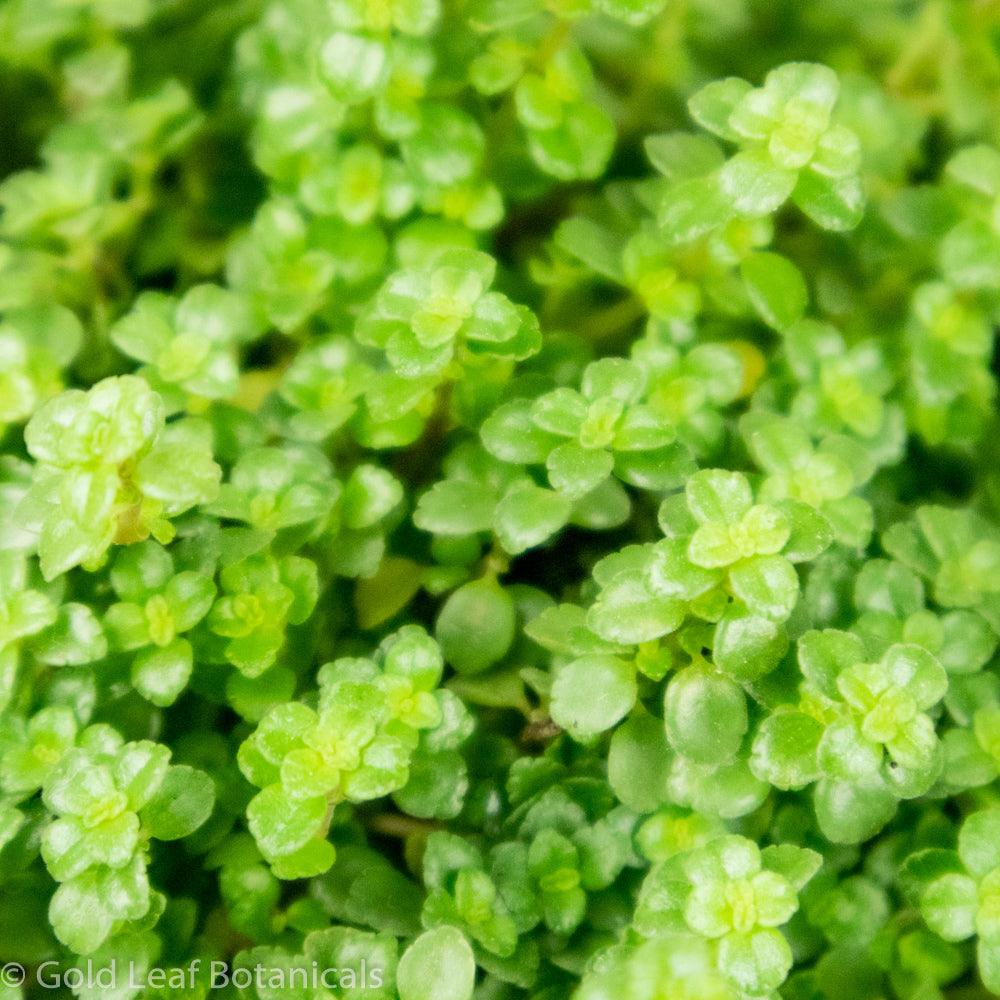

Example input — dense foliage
[2,1,1000,999]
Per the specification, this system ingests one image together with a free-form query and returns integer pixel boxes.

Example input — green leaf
[688,77,753,140]
[946,145,1000,196]
[546,442,613,498]
[686,469,752,524]
[729,555,799,620]
[664,667,747,764]
[778,499,833,562]
[920,873,978,942]
[882,643,947,709]
[649,538,721,600]
[608,710,672,813]
[270,838,337,880]
[436,578,516,675]
[525,103,616,181]
[751,710,823,789]
[482,400,562,463]
[659,177,735,250]
[33,601,107,665]
[319,32,389,104]
[979,936,1000,994]
[0,803,25,852]
[525,603,622,656]
[798,629,865,699]
[394,749,467,819]
[645,131,725,179]
[398,926,476,1000]
[550,655,637,741]
[814,778,896,844]
[552,217,625,281]
[415,480,497,535]
[761,844,822,890]
[49,858,150,955]
[593,0,668,26]
[403,105,484,186]
[717,928,792,995]
[493,481,571,555]
[940,220,1000,290]
[714,603,789,681]
[140,765,215,841]
[719,150,797,216]
[588,573,685,644]
[792,170,865,231]
[740,411,813,476]
[131,638,193,707]
[247,785,327,859]
[740,252,808,331]
[900,847,964,889]
[355,557,425,631]
[114,740,170,811]
[959,808,1000,878]
[49,871,115,955]
[614,443,696,492]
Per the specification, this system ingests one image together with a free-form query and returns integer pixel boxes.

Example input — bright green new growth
[358,247,541,380]
[635,835,821,994]
[239,626,466,876]
[17,375,220,579]
[39,736,213,953]
[3,3,1000,1000]
[689,63,863,229]
[110,284,260,404]
[907,809,1000,993]
[398,926,476,1000]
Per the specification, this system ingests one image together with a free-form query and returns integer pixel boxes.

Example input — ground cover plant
[2,1,1000,998]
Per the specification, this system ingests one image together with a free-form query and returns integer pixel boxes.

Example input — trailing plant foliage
[3,1,1000,999]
